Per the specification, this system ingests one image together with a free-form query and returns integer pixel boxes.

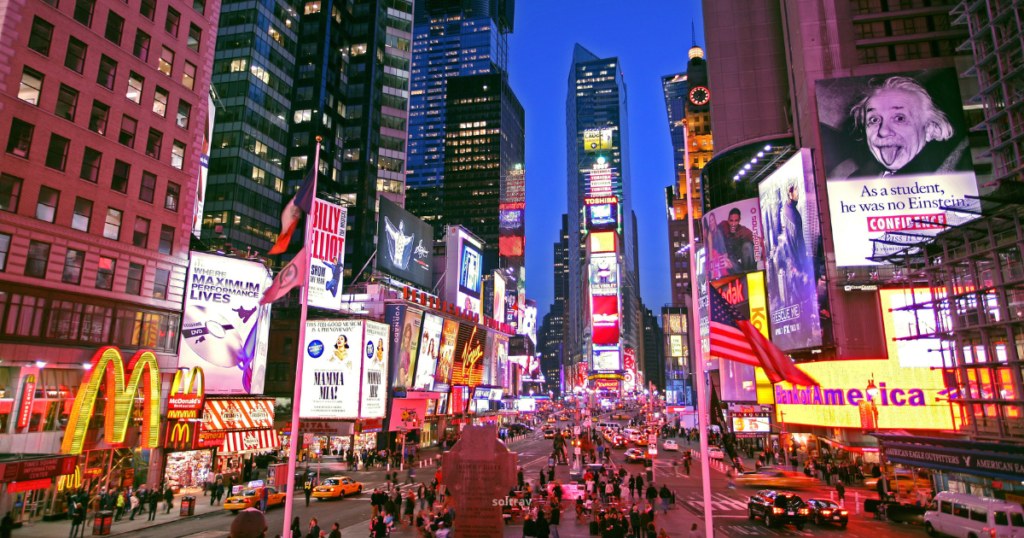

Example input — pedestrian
[147,491,159,521]
[407,467,415,484]
[536,511,550,538]
[0,512,11,538]
[307,517,321,538]
[550,500,561,538]
[328,522,341,538]
[129,490,140,521]
[837,482,846,507]
[291,517,302,538]
[658,485,672,515]
[688,523,700,538]
[303,477,314,507]
[114,489,126,521]
[645,484,657,506]
[628,476,636,499]
[68,497,82,538]
[260,486,269,513]
[164,485,174,514]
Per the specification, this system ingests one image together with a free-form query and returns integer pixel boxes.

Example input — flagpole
[682,119,715,538]
[282,136,320,538]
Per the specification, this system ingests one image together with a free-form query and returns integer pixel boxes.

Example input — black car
[747,490,810,530]
[806,499,848,528]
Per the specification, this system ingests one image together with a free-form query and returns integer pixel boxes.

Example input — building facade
[538,213,569,396]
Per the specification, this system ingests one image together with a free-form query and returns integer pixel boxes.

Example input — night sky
[507,0,705,321]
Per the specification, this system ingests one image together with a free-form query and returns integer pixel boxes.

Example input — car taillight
[821,510,832,516]
[990,529,996,538]
[773,507,784,514]
[840,510,848,516]
[799,508,810,515]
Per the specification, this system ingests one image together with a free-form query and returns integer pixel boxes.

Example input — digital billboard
[758,149,826,351]
[377,197,434,290]
[587,157,616,197]
[774,358,959,430]
[590,232,616,254]
[669,335,684,357]
[360,321,390,418]
[702,198,764,279]
[731,415,771,434]
[666,314,685,335]
[451,324,486,387]
[696,246,710,358]
[714,272,770,403]
[492,271,506,323]
[387,305,422,390]
[499,202,525,260]
[413,313,444,390]
[452,230,484,319]
[591,295,620,345]
[592,344,620,371]
[308,199,348,310]
[623,348,637,393]
[816,68,979,267]
[585,196,619,231]
[433,319,460,389]
[300,319,364,419]
[180,252,272,395]
[584,127,613,152]
[880,288,942,368]
[589,253,618,297]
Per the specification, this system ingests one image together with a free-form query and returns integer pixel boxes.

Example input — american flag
[708,285,818,387]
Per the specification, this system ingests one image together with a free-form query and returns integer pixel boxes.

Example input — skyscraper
[406,0,514,230]
[566,44,638,383]
[539,214,569,395]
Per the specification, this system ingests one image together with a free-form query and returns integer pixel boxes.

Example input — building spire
[691,21,696,48]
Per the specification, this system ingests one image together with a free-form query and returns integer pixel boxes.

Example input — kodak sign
[168,367,205,420]
[61,347,161,455]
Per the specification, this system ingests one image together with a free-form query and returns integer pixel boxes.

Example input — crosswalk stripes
[683,492,748,512]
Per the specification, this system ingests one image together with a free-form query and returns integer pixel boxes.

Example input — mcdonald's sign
[165,421,197,451]
[61,347,161,455]
[168,367,205,420]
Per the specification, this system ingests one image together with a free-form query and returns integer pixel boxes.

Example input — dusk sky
[508,0,706,322]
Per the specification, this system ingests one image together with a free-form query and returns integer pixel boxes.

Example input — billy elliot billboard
[377,197,433,290]
[702,198,764,279]
[758,150,829,351]
[307,199,347,310]
[815,68,980,267]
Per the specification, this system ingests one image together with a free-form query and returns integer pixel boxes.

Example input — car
[223,487,286,513]
[560,429,572,437]
[925,491,1024,538]
[735,470,818,489]
[547,417,556,423]
[312,476,363,499]
[806,499,848,528]
[610,436,628,448]
[663,440,679,451]
[559,416,569,421]
[543,429,556,439]
[865,471,931,494]
[708,446,725,459]
[747,490,810,530]
[612,413,631,420]
[633,436,649,446]
[624,448,646,463]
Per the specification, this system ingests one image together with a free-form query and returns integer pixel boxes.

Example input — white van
[925,492,1024,538]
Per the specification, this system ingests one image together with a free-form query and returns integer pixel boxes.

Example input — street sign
[573,426,581,436]
[648,434,656,445]
[574,447,581,455]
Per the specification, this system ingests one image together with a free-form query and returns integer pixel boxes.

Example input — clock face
[689,86,710,106]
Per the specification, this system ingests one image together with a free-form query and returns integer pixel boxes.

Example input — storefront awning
[873,433,1024,482]
[221,429,280,454]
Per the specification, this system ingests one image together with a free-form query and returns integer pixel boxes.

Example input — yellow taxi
[223,486,286,513]
[312,476,363,499]
[547,417,556,423]
[736,469,818,489]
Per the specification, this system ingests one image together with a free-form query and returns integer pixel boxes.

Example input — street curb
[104,507,228,537]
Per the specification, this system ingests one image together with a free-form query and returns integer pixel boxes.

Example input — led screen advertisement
[592,345,621,371]
[587,156,617,197]
[386,305,422,390]
[880,288,943,368]
[376,197,433,290]
[623,348,637,393]
[433,319,460,389]
[714,272,769,403]
[180,252,273,395]
[816,68,980,267]
[413,313,444,390]
[591,295,620,345]
[492,271,506,324]
[702,198,764,279]
[731,415,771,434]
[451,324,486,387]
[589,253,619,297]
[758,149,827,351]
[360,321,390,418]
[585,196,619,231]
[584,127,613,152]
[448,229,484,320]
[307,199,348,310]
[300,319,364,419]
[499,202,525,261]
[590,232,616,254]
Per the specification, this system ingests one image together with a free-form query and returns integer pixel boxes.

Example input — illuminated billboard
[492,271,506,323]
[585,196,619,231]
[377,197,434,290]
[413,313,444,390]
[669,335,684,357]
[385,305,421,390]
[592,345,620,371]
[731,415,771,434]
[446,228,484,320]
[702,198,764,278]
[192,97,215,238]
[623,348,637,393]
[301,319,364,419]
[499,202,525,260]
[773,358,958,430]
[584,127,613,152]
[308,199,347,310]
[590,232,616,254]
[666,314,685,335]
[713,272,769,403]
[451,324,486,387]
[180,252,272,395]
[758,149,827,351]
[816,68,979,267]
[433,319,460,389]
[591,295,620,345]
[589,253,619,297]
[587,157,616,197]
[879,288,942,368]
[360,321,390,418]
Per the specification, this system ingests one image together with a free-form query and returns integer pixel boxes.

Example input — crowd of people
[63,484,178,538]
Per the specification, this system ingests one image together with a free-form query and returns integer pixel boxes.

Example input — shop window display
[164,450,212,493]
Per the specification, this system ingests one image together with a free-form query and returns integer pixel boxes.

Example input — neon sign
[168,367,205,420]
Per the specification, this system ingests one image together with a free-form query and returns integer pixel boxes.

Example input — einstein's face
[864,89,931,172]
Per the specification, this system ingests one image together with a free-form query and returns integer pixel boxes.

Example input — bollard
[855,492,860,515]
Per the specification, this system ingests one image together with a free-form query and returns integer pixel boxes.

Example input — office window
[176,100,191,129]
[96,256,116,289]
[104,11,124,45]
[139,171,156,202]
[62,248,85,284]
[164,182,179,211]
[111,160,130,193]
[170,141,185,169]
[157,46,174,76]
[6,119,34,158]
[152,87,169,116]
[55,85,80,121]
[145,129,162,159]
[73,0,94,25]
[165,7,180,35]
[118,115,136,147]
[132,216,150,248]
[187,24,201,51]
[0,234,10,271]
[18,67,44,105]
[153,268,169,299]
[71,197,92,232]
[0,174,22,212]
[65,37,87,73]
[79,147,101,183]
[44,135,70,171]
[133,30,151,61]
[139,0,155,19]
[182,62,195,90]
[126,72,144,104]
[35,186,59,222]
[192,0,204,14]
[158,225,173,254]
[28,17,55,55]
[103,207,122,240]
[88,101,109,134]
[126,263,143,295]
[25,241,50,278]
[96,55,117,90]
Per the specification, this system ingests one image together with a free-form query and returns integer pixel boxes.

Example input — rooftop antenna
[691,21,697,48]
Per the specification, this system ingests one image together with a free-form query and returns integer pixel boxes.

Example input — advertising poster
[393,307,422,389]
[360,321,390,419]
[493,335,509,387]
[758,149,826,351]
[702,198,764,279]
[880,288,942,368]
[387,398,427,431]
[450,324,486,387]
[816,68,979,267]
[584,127,613,152]
[592,344,620,371]
[623,349,637,393]
[433,319,460,389]
[300,319,363,419]
[377,197,434,290]
[307,199,347,310]
[458,238,483,317]
[585,196,619,231]
[499,202,525,262]
[179,252,273,395]
[587,156,616,197]
[592,295,620,345]
[590,231,616,254]
[192,97,215,238]
[413,313,444,390]
[589,253,619,297]
[696,247,710,358]
[492,271,506,324]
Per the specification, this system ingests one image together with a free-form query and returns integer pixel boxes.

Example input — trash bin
[180,496,196,516]
[92,510,113,535]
